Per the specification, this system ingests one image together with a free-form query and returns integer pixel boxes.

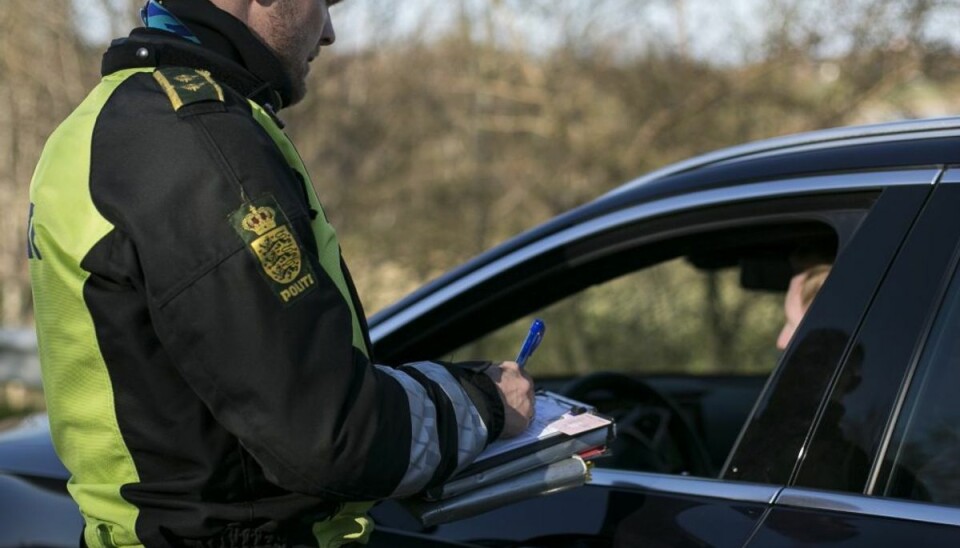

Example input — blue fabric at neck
[140,0,201,44]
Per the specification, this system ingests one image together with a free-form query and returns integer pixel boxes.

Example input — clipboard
[422,390,615,501]
[406,456,592,527]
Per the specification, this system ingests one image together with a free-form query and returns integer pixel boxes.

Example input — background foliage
[0,0,959,413]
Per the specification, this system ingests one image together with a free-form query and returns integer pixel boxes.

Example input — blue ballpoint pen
[516,319,546,368]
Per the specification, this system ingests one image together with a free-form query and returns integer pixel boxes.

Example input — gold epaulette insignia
[152,67,224,111]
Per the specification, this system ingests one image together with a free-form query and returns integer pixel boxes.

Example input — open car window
[447,258,785,378]
[444,255,794,478]
[371,178,938,487]
[440,204,858,479]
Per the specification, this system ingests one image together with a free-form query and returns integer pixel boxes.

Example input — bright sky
[73,0,959,65]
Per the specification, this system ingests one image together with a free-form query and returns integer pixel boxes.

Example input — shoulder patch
[152,68,224,111]
[231,195,318,306]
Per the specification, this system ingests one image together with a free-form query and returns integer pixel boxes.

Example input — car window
[878,258,960,505]
[446,258,783,378]
[398,187,905,482]
[443,221,840,478]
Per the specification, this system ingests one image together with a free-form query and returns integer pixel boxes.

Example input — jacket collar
[102,0,293,110]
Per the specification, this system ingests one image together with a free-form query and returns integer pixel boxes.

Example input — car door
[743,168,960,546]
[371,168,938,547]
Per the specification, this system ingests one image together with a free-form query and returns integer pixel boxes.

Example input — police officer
[27,0,535,546]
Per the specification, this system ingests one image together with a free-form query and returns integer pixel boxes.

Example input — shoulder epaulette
[152,67,224,111]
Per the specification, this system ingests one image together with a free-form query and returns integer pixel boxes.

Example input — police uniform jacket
[27,1,505,546]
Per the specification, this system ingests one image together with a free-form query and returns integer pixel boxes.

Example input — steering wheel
[562,372,714,476]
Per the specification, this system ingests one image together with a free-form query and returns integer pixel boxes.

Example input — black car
[5,117,960,547]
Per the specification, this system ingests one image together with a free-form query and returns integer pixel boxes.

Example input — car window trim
[604,118,960,198]
[940,168,960,184]
[589,468,781,505]
[372,169,941,342]
[775,487,960,527]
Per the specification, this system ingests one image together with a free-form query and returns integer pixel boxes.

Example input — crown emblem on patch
[230,196,316,304]
[242,206,277,235]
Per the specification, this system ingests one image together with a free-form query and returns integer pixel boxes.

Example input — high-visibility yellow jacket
[28,8,503,547]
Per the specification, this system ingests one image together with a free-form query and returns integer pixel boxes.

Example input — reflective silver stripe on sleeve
[406,361,489,474]
[375,365,442,497]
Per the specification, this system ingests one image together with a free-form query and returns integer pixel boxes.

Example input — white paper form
[474,391,610,462]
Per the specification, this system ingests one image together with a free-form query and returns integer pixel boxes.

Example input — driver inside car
[777,263,832,350]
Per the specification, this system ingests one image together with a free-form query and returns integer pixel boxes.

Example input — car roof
[371,116,960,327]
[605,116,960,198]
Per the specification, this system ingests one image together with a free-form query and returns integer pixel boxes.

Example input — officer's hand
[483,361,535,438]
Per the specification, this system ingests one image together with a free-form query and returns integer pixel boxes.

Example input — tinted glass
[725,186,926,486]
[791,184,960,493]
[880,258,960,504]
